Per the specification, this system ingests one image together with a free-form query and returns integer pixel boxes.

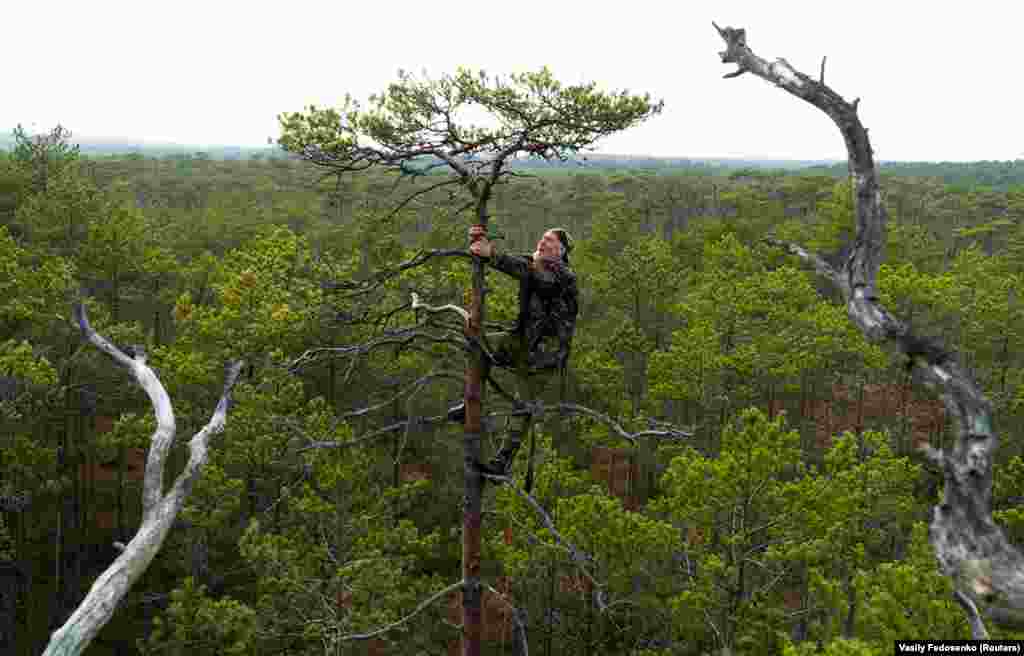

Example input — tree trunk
[152,278,162,346]
[462,222,487,656]
[111,271,120,325]
[842,572,856,639]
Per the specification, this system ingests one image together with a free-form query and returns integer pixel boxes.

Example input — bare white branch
[411,292,470,324]
[43,303,243,656]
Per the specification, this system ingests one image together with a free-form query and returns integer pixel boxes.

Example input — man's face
[536,230,563,260]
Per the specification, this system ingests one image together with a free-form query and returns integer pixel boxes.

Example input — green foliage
[0,338,57,387]
[653,408,806,653]
[140,577,257,656]
[994,456,1024,544]
[277,66,663,227]
[783,637,882,656]
[649,234,883,418]
[789,432,922,644]
[489,432,679,649]
[10,115,1024,654]
[278,66,663,163]
[849,523,967,643]
[171,226,323,362]
[0,224,75,335]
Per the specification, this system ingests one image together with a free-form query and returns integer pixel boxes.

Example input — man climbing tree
[277,66,662,656]
[448,225,578,477]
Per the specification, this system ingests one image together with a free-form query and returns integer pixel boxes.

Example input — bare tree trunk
[713,21,1022,636]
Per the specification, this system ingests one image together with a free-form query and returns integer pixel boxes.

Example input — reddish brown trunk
[462,224,487,656]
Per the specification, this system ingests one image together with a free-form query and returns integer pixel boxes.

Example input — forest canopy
[3,60,1024,654]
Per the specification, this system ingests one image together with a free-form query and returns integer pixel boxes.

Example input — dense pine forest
[3,117,1024,656]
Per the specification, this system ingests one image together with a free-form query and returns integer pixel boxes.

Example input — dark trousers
[487,332,559,470]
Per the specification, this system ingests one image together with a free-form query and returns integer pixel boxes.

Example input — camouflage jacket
[488,251,579,370]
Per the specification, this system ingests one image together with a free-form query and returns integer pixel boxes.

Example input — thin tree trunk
[117,446,125,542]
[462,222,487,656]
[842,572,857,639]
[111,272,119,325]
[153,278,162,346]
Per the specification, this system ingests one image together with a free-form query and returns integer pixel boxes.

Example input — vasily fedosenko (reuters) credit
[895,640,1024,654]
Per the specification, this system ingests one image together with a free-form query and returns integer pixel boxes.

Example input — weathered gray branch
[546,402,694,445]
[715,21,1022,633]
[954,589,990,639]
[43,303,243,656]
[338,579,465,642]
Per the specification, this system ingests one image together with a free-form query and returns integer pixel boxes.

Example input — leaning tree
[275,67,682,654]
[712,22,1023,637]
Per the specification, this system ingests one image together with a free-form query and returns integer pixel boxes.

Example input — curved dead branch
[484,473,608,612]
[411,291,470,325]
[321,248,472,299]
[337,579,466,643]
[547,402,694,445]
[44,304,243,656]
[337,370,466,423]
[714,22,1020,632]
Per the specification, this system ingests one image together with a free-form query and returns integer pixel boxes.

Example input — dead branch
[549,402,694,445]
[411,292,470,325]
[297,415,443,453]
[320,248,472,299]
[287,328,467,375]
[483,473,608,612]
[337,370,466,423]
[43,304,243,656]
[338,579,465,642]
[715,22,1023,632]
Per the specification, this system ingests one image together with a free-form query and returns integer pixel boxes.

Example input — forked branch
[43,304,243,656]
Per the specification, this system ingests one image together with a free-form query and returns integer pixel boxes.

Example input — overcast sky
[5,1,1021,162]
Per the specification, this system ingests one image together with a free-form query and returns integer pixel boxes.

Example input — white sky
[4,1,1021,162]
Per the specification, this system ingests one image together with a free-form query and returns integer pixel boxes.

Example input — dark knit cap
[549,228,573,263]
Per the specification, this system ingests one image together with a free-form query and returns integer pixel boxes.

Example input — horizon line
[1,133,1021,164]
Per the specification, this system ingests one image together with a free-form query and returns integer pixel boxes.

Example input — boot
[486,438,522,476]
[447,402,465,423]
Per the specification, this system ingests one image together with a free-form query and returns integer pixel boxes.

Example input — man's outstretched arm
[488,250,533,280]
[469,226,531,280]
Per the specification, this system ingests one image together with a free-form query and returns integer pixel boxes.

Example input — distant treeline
[2,136,1023,189]
[803,159,1024,191]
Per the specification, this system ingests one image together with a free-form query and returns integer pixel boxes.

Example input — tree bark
[713,21,1023,636]
[463,219,487,656]
[42,304,242,656]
